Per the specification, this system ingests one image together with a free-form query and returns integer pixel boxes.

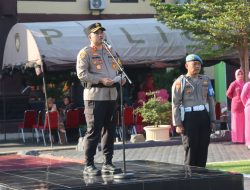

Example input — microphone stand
[40,59,53,149]
[103,42,134,179]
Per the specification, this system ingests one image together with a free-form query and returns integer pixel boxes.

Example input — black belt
[91,83,117,88]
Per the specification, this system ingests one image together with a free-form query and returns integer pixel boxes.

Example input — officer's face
[89,30,104,46]
[185,61,201,76]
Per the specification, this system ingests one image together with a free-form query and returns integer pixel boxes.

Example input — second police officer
[172,54,216,168]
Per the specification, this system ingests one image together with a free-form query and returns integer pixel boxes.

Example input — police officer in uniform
[76,23,125,176]
[172,54,215,167]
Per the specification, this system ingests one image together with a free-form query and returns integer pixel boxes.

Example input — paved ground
[1,136,250,189]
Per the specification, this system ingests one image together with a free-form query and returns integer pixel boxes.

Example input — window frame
[18,0,76,2]
[110,0,138,3]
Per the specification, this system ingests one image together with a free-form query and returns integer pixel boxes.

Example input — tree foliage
[150,0,250,80]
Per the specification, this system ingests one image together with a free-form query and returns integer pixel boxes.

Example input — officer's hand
[210,122,216,132]
[100,78,114,86]
[121,78,126,86]
[176,124,184,134]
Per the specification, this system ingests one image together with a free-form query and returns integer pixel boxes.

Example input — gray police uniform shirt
[172,74,216,126]
[76,45,119,101]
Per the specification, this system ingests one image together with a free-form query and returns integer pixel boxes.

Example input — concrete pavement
[39,138,250,190]
[1,136,250,189]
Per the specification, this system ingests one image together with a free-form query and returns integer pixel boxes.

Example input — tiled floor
[0,157,244,190]
[0,155,79,172]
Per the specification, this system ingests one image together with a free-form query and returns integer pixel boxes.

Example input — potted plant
[135,91,172,141]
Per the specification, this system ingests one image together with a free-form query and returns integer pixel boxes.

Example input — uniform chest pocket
[184,84,193,95]
[108,55,118,70]
[107,55,113,63]
[92,57,103,65]
[92,57,103,70]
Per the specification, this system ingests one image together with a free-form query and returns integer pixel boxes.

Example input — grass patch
[207,160,250,174]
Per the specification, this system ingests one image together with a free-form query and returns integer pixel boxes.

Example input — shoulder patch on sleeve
[80,51,87,59]
[174,80,181,90]
[208,81,215,96]
[79,47,88,59]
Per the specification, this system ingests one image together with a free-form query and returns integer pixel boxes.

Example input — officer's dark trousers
[84,100,116,165]
[182,110,211,167]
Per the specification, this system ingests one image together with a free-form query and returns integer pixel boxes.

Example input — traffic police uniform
[76,23,122,174]
[172,54,216,167]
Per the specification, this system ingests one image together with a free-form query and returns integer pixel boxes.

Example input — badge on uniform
[98,59,103,64]
[96,64,102,70]
[185,89,191,94]
[80,51,87,59]
[117,58,122,65]
[203,81,208,86]
[175,81,181,90]
[208,81,214,96]
[112,62,117,69]
[91,46,97,53]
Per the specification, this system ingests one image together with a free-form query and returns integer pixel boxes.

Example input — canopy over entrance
[2,18,195,71]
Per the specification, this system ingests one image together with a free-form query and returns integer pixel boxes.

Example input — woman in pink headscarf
[226,69,245,143]
[241,71,250,149]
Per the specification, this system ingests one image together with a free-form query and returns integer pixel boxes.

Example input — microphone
[102,39,112,49]
[21,85,31,94]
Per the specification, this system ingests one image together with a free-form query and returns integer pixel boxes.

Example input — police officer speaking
[76,23,126,176]
[172,54,216,168]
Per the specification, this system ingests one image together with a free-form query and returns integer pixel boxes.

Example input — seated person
[59,96,77,142]
[47,97,57,112]
[59,95,75,123]
[44,97,66,143]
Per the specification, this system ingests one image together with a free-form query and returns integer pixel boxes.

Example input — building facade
[0,0,177,135]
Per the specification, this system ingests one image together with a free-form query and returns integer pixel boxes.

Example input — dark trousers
[182,110,211,167]
[84,100,116,165]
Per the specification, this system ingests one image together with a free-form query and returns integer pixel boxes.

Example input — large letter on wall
[155,26,168,43]
[120,27,144,44]
[40,29,62,45]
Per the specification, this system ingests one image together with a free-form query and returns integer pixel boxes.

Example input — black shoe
[83,164,101,176]
[101,163,122,174]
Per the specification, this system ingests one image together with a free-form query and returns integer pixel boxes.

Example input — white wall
[204,66,215,79]
[18,0,174,15]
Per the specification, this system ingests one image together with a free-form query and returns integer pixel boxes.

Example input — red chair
[32,110,44,143]
[18,110,37,143]
[215,102,221,120]
[116,106,137,140]
[75,107,87,137]
[123,106,137,135]
[39,111,64,146]
[65,109,79,129]
[76,107,86,125]
[65,109,80,141]
[134,112,144,134]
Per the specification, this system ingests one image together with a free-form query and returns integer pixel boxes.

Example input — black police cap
[87,23,106,34]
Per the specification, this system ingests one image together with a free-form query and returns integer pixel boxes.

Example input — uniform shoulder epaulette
[173,75,184,92]
[80,46,89,53]
[200,74,210,80]
[175,75,185,82]
[175,75,183,80]
[79,46,90,59]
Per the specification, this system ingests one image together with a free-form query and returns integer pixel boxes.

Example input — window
[175,0,189,3]
[110,0,138,3]
[18,0,76,2]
